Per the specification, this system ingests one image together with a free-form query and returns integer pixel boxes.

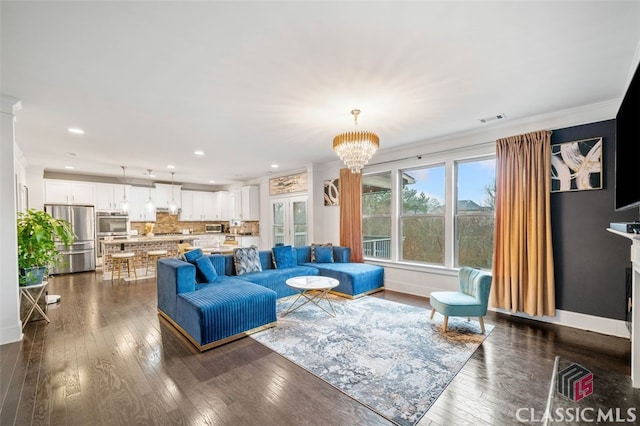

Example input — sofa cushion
[234,246,262,275]
[194,256,218,283]
[184,248,203,263]
[272,245,296,269]
[314,245,334,263]
[176,281,277,347]
[238,265,319,298]
[303,261,384,298]
[311,243,332,262]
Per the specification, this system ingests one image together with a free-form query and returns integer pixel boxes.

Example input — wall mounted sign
[269,172,308,195]
[324,179,340,206]
[551,137,602,192]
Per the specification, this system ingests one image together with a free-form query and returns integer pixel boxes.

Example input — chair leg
[116,259,122,282]
[443,316,449,332]
[430,308,436,319]
[130,258,137,280]
[479,317,485,334]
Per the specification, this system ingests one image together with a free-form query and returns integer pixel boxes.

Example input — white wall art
[551,137,602,192]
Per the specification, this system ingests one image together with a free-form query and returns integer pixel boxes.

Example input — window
[400,165,446,265]
[361,147,496,271]
[362,172,392,259]
[455,159,495,268]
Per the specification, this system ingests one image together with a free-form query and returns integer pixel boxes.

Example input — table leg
[283,288,336,317]
[20,285,50,328]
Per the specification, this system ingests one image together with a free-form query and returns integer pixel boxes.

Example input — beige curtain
[491,130,555,316]
[339,168,363,263]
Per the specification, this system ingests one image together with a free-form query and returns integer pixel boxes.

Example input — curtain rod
[366,128,552,169]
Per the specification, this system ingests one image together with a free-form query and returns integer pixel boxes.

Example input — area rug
[250,295,493,426]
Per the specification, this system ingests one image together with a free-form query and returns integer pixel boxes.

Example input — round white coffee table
[284,276,339,317]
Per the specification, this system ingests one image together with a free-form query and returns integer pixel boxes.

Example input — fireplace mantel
[608,228,640,387]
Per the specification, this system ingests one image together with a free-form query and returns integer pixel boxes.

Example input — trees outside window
[362,173,392,259]
[455,159,496,269]
[361,152,496,271]
[400,165,445,265]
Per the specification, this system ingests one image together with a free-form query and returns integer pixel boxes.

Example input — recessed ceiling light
[271,164,279,168]
[194,150,205,156]
[64,165,75,170]
[167,165,175,169]
[68,128,84,134]
[209,180,216,184]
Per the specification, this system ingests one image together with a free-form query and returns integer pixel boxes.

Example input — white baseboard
[384,276,630,339]
[0,324,23,345]
[489,306,631,339]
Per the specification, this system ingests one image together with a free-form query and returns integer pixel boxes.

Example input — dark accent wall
[551,119,637,320]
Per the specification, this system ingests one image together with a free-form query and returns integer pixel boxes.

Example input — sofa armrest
[157,258,197,320]
[333,246,351,263]
[158,258,196,295]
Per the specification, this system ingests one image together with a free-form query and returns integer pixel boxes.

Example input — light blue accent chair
[429,267,492,333]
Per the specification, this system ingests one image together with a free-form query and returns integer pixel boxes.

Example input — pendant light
[333,109,380,173]
[118,166,129,213]
[168,172,178,215]
[145,169,156,214]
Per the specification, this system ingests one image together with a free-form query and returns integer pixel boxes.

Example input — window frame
[361,143,495,271]
[398,163,446,266]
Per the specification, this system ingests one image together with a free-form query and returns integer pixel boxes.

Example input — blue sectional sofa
[157,245,384,351]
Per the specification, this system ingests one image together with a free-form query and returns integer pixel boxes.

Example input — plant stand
[20,281,50,328]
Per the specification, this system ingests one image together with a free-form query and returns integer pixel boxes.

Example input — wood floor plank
[2,272,638,426]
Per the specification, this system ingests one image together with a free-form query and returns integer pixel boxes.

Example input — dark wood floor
[1,272,637,426]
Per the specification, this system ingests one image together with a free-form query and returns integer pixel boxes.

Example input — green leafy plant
[17,208,75,285]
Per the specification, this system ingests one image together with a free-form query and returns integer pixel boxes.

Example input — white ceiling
[2,1,640,186]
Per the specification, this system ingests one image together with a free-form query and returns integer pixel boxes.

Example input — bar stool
[146,249,168,277]
[111,252,137,282]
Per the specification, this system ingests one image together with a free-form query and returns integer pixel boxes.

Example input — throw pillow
[194,256,218,283]
[314,245,334,263]
[272,245,296,269]
[183,248,203,263]
[233,246,262,275]
[311,243,333,262]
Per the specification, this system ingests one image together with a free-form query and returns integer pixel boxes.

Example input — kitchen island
[102,235,196,279]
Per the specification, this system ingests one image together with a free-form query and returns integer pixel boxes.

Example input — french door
[271,196,308,247]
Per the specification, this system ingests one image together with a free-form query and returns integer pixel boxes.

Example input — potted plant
[17,208,75,285]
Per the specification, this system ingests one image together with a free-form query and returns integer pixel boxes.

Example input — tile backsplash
[131,212,259,235]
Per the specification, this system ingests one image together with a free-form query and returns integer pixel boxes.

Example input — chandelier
[333,109,379,173]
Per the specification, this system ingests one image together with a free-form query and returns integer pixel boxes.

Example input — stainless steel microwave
[205,224,223,233]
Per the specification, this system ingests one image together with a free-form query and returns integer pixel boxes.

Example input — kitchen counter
[102,235,197,244]
[101,235,196,278]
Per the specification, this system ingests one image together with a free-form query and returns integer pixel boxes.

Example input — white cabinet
[154,184,182,210]
[180,190,229,221]
[238,235,260,248]
[220,191,230,221]
[229,189,242,220]
[95,183,130,212]
[193,234,224,248]
[129,186,156,222]
[241,186,260,221]
[44,180,94,205]
[182,190,205,221]
[213,191,230,221]
[230,186,260,221]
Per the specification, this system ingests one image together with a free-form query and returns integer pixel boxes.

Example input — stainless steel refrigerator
[45,205,96,274]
